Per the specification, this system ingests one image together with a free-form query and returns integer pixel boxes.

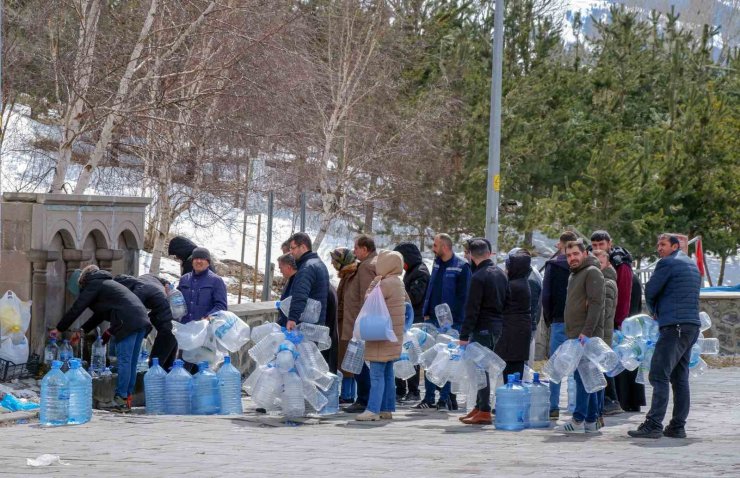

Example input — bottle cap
[70,359,81,369]
[152,357,160,366]
[174,359,184,367]
[51,360,62,368]
[533,372,540,382]
[224,356,231,364]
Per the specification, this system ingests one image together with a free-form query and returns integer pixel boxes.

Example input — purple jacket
[177,269,227,324]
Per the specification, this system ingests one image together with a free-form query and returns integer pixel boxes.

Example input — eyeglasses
[289,244,299,251]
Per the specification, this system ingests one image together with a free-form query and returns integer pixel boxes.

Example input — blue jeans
[549,322,567,411]
[573,369,599,423]
[341,377,356,400]
[115,328,146,398]
[367,361,396,414]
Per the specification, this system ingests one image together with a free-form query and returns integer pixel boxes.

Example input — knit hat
[330,247,356,271]
[190,247,212,263]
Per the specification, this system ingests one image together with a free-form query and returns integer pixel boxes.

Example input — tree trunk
[524,230,534,248]
[718,255,727,286]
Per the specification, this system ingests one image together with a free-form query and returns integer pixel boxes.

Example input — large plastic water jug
[297,340,329,374]
[699,337,719,355]
[412,322,440,340]
[620,316,643,338]
[217,356,243,415]
[169,289,187,321]
[567,375,576,412]
[615,338,642,371]
[40,360,69,426]
[281,371,305,418]
[582,337,619,373]
[543,339,583,383]
[59,339,74,365]
[66,359,92,425]
[252,365,282,410]
[514,373,531,428]
[341,338,365,374]
[394,353,416,380]
[402,332,422,364]
[577,357,607,393]
[409,327,434,352]
[90,336,107,375]
[689,343,702,368]
[639,316,659,342]
[419,343,446,369]
[689,357,707,378]
[699,311,712,332]
[495,374,525,431]
[144,357,167,415]
[527,373,550,428]
[165,359,193,415]
[434,303,453,331]
[276,296,322,324]
[192,362,220,415]
[250,322,282,345]
[43,338,59,366]
[611,330,626,348]
[248,331,285,365]
[319,372,340,415]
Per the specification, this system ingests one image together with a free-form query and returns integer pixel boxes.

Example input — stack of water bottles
[543,334,619,393]
[40,358,92,426]
[172,310,252,368]
[494,372,550,431]
[245,321,339,418]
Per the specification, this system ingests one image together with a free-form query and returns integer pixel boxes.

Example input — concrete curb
[0,410,39,425]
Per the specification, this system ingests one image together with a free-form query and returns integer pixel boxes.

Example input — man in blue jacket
[413,233,471,411]
[286,232,330,329]
[178,247,227,324]
[629,234,701,439]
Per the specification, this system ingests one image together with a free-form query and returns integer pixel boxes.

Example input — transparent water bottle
[319,372,339,415]
[434,303,453,331]
[59,339,74,365]
[217,356,243,415]
[40,360,69,427]
[611,329,626,348]
[543,339,583,383]
[699,337,720,355]
[567,375,576,413]
[582,336,620,373]
[192,362,220,415]
[615,338,642,371]
[409,327,434,352]
[393,353,416,380]
[169,289,187,321]
[90,336,107,375]
[495,374,525,431]
[639,340,655,375]
[402,332,422,364]
[250,322,282,345]
[300,375,327,413]
[144,357,167,415]
[252,365,282,410]
[577,357,607,393]
[297,340,329,374]
[281,371,305,418]
[137,350,150,373]
[243,364,265,395]
[165,359,193,415]
[639,316,659,342]
[44,338,59,366]
[690,357,708,378]
[66,359,92,425]
[276,348,296,373]
[620,316,644,338]
[527,373,550,428]
[341,338,365,375]
[420,343,445,370]
[297,323,330,345]
[699,311,712,332]
[248,331,285,365]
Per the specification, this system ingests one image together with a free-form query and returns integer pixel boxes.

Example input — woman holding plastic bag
[354,250,407,421]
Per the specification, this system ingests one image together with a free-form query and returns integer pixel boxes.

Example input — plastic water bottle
[402,332,422,364]
[250,322,282,345]
[615,338,642,371]
[248,331,285,365]
[582,336,620,373]
[281,371,305,418]
[543,339,583,383]
[495,374,525,431]
[514,373,531,428]
[192,362,220,415]
[165,359,193,415]
[639,316,659,342]
[40,360,69,426]
[276,296,322,324]
[690,357,708,378]
[252,365,282,410]
[611,330,626,348]
[301,374,329,413]
[44,338,59,366]
[699,337,720,355]
[59,339,74,365]
[169,289,187,321]
[620,316,643,338]
[66,359,92,425]
[409,327,434,352]
[144,357,167,415]
[217,356,243,415]
[434,303,454,331]
[91,336,107,375]
[319,372,340,415]
[699,311,712,332]
[341,338,365,374]
[296,322,330,345]
[297,340,329,374]
[394,353,416,380]
[567,375,576,413]
[689,344,702,368]
[137,350,150,373]
[639,340,656,375]
[577,357,607,393]
[527,373,550,428]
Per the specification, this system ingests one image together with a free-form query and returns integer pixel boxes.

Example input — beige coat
[340,251,377,341]
[363,250,406,363]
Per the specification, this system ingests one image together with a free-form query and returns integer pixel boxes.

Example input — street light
[485,0,504,254]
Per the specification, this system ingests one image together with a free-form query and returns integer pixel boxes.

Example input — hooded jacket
[422,254,471,327]
[393,243,430,322]
[609,246,634,327]
[56,270,150,340]
[114,274,174,332]
[645,250,701,327]
[564,255,605,339]
[363,250,406,362]
[460,258,509,341]
[495,252,532,361]
[287,251,330,325]
[528,268,543,332]
[542,253,570,325]
[167,236,216,276]
[602,266,618,345]
[177,268,227,324]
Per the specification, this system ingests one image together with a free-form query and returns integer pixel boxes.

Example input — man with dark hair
[558,240,605,434]
[542,230,578,419]
[629,234,701,439]
[281,239,291,255]
[277,253,298,326]
[178,247,227,324]
[590,229,645,413]
[458,239,508,425]
[286,233,329,330]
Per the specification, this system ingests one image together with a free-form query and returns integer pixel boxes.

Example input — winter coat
[167,235,215,276]
[630,274,643,315]
[336,262,359,375]
[645,250,701,327]
[56,270,150,340]
[602,266,618,345]
[340,252,377,339]
[322,285,339,373]
[564,256,605,339]
[114,274,173,332]
[542,254,570,326]
[422,254,471,327]
[528,268,543,332]
[460,259,509,341]
[363,251,406,362]
[609,246,634,327]
[287,251,330,325]
[495,252,532,361]
[394,243,430,322]
[277,275,295,327]
[177,269,227,324]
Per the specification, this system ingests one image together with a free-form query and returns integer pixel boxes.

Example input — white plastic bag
[0,336,29,365]
[210,311,251,353]
[0,291,24,337]
[172,320,209,351]
[354,285,397,342]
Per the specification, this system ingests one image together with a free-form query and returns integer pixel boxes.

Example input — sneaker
[403,392,421,403]
[557,419,585,434]
[597,416,605,428]
[379,412,393,420]
[603,402,624,416]
[102,395,129,412]
[628,421,663,439]
[549,409,560,420]
[343,402,366,413]
[585,421,602,434]
[459,408,479,422]
[355,410,379,421]
[412,400,435,410]
[663,427,687,439]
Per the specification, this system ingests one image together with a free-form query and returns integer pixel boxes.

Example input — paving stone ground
[1,367,738,477]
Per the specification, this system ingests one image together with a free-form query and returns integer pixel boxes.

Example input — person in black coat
[495,249,533,383]
[114,274,177,370]
[393,242,431,402]
[321,285,339,374]
[167,235,216,276]
[51,265,150,409]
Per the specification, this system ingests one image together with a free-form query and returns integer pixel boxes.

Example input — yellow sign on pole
[493,174,501,192]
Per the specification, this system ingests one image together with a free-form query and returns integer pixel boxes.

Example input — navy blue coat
[287,251,330,325]
[645,250,701,327]
[177,269,227,324]
[422,254,471,328]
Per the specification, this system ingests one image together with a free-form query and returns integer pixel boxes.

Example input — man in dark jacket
[458,239,508,425]
[542,231,577,418]
[393,242,430,402]
[286,232,330,329]
[167,235,216,276]
[115,274,177,370]
[629,234,701,439]
[51,265,150,409]
[496,249,532,382]
[277,253,298,327]
[178,248,227,324]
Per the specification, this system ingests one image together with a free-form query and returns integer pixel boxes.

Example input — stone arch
[114,220,144,249]
[81,220,111,250]
[112,229,140,276]
[45,232,69,329]
[47,219,79,250]
[81,229,108,268]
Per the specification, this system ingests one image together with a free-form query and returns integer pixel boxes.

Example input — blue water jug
[165,359,193,415]
[66,359,92,425]
[217,356,243,415]
[527,373,550,428]
[40,360,69,426]
[567,375,577,413]
[144,357,167,415]
[514,373,531,428]
[495,374,525,431]
[192,361,220,415]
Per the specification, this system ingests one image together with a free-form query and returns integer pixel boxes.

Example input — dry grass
[704,355,738,368]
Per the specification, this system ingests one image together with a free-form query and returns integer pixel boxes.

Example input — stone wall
[228,302,279,376]
[700,292,740,355]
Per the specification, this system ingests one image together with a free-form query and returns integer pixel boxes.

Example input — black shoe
[603,402,624,416]
[412,400,435,410]
[343,402,366,413]
[255,408,267,414]
[403,392,421,403]
[549,409,559,420]
[628,421,663,439]
[449,395,458,411]
[436,399,450,411]
[663,427,687,439]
